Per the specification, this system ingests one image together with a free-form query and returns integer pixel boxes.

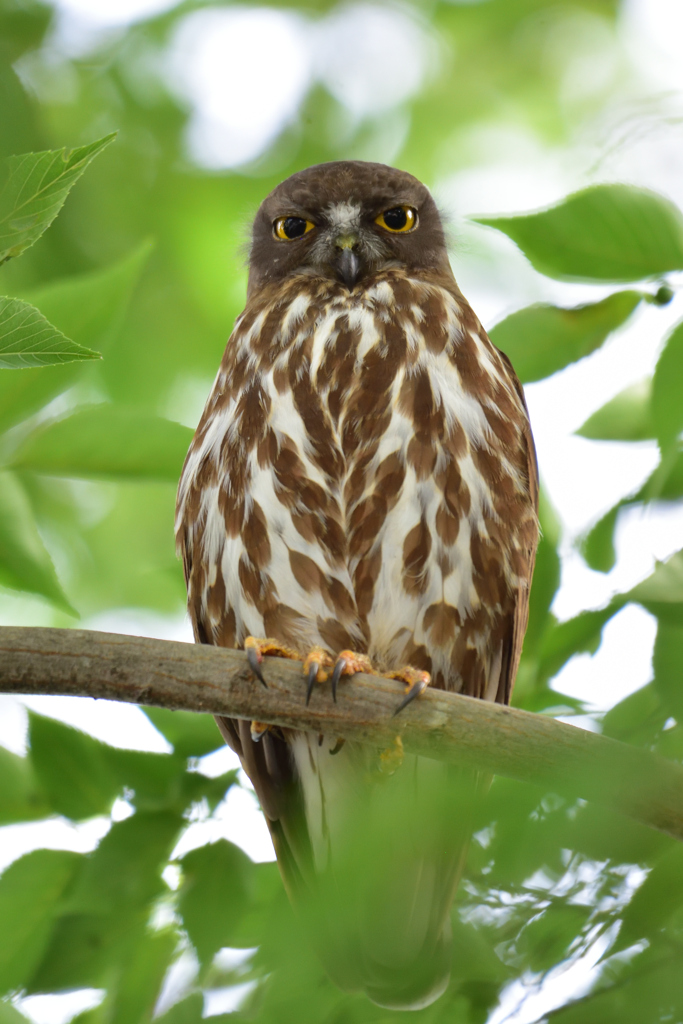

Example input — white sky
[2,0,683,1020]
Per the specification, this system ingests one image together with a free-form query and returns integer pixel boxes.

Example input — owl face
[247,160,451,296]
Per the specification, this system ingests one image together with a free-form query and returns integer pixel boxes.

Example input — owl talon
[330,658,345,702]
[392,672,430,717]
[251,721,270,742]
[305,662,319,705]
[246,645,267,687]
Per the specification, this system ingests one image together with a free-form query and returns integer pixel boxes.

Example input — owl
[175,161,538,1009]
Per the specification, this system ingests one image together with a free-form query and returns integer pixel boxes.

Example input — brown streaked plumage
[175,161,538,1009]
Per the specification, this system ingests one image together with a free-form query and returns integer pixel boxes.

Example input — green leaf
[66,812,183,916]
[580,503,621,574]
[538,601,624,684]
[521,489,561,659]
[489,291,641,383]
[0,297,100,368]
[0,470,75,614]
[10,405,193,481]
[475,184,683,282]
[653,621,683,719]
[629,550,683,622]
[155,994,204,1024]
[576,379,655,441]
[178,841,255,965]
[615,845,683,952]
[517,904,592,972]
[652,319,683,448]
[0,135,116,265]
[0,745,50,825]
[0,242,152,435]
[0,849,81,993]
[602,683,667,747]
[28,713,121,821]
[99,927,178,1024]
[0,1001,31,1023]
[143,708,225,758]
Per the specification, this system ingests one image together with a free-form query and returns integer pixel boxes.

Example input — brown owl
[175,161,538,1009]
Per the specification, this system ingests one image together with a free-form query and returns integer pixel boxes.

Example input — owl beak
[336,246,361,289]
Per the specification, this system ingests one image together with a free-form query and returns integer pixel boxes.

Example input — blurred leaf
[538,601,623,684]
[601,682,666,746]
[652,319,683,448]
[0,296,100,368]
[102,747,188,811]
[0,849,81,993]
[517,904,592,973]
[155,994,204,1023]
[652,620,683,719]
[29,712,121,821]
[489,291,641,383]
[475,185,683,282]
[27,911,143,994]
[629,550,683,622]
[521,488,561,660]
[615,845,683,953]
[0,242,152,434]
[0,745,50,825]
[178,841,255,966]
[66,811,183,916]
[0,1002,31,1023]
[0,135,115,265]
[143,708,225,758]
[580,503,621,574]
[10,404,193,481]
[576,379,655,441]
[101,926,178,1024]
[0,470,75,614]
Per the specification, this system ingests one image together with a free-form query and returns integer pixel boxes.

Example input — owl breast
[176,268,536,700]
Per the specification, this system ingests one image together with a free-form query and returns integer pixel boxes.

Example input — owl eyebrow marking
[325,200,362,234]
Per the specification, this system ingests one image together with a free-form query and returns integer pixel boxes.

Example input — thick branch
[2,625,682,842]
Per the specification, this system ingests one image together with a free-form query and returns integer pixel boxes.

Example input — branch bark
[2,625,682,842]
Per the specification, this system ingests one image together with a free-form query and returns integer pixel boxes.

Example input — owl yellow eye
[274,216,315,240]
[375,205,417,233]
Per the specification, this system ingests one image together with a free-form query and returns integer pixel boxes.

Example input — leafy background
[1,0,683,1022]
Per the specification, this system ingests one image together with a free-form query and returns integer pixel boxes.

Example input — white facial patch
[325,200,362,235]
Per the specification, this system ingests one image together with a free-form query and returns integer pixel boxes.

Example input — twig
[1,625,682,842]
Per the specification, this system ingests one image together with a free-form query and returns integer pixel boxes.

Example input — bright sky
[2,1,683,1021]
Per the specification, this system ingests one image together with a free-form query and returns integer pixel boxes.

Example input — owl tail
[287,734,478,1010]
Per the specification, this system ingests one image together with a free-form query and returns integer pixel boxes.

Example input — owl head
[247,161,451,296]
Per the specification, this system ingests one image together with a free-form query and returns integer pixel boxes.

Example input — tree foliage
[1,1,682,1021]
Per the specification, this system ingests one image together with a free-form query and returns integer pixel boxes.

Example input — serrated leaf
[178,841,255,965]
[29,713,121,820]
[652,319,683,448]
[577,379,655,441]
[0,745,50,825]
[489,291,641,383]
[0,849,81,993]
[143,707,225,758]
[0,135,116,265]
[0,470,76,614]
[11,404,193,481]
[0,242,152,435]
[0,296,100,368]
[475,184,683,282]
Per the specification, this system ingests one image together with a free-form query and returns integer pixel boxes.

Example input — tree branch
[2,625,682,842]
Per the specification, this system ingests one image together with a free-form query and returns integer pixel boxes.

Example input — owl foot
[244,636,302,687]
[379,735,404,774]
[330,650,377,703]
[250,721,271,742]
[303,646,335,705]
[388,666,431,716]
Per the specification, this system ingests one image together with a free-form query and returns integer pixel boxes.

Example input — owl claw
[305,662,319,705]
[330,658,346,703]
[246,645,268,688]
[392,674,430,716]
